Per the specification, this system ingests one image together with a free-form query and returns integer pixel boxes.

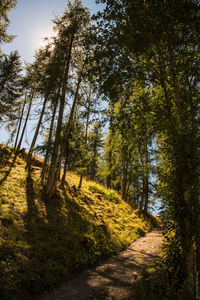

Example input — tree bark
[17,92,34,151]
[41,95,59,184]
[121,148,128,201]
[139,178,145,213]
[106,104,114,189]
[14,95,27,150]
[77,86,91,188]
[143,138,149,214]
[78,174,83,189]
[27,93,49,165]
[60,74,82,185]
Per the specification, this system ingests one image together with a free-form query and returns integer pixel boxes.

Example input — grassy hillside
[0,144,157,300]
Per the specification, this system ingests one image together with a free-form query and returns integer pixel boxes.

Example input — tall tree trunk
[61,140,70,185]
[182,221,195,296]
[121,149,128,201]
[135,178,140,206]
[91,136,98,180]
[106,104,114,189]
[17,92,34,151]
[77,86,91,188]
[138,141,148,214]
[172,132,199,296]
[78,173,83,189]
[41,95,59,184]
[126,171,131,200]
[143,175,149,214]
[139,178,145,213]
[27,93,49,165]
[45,36,74,198]
[59,74,82,185]
[143,138,149,214]
[14,95,27,150]
[106,147,112,189]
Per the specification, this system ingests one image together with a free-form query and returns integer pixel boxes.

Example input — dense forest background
[1,0,200,299]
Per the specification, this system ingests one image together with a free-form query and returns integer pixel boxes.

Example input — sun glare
[33,27,54,50]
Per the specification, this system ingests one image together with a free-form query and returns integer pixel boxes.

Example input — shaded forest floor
[33,229,163,300]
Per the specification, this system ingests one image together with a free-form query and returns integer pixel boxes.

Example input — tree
[0,0,17,51]
[27,44,59,165]
[87,122,103,180]
[96,0,200,295]
[0,51,22,122]
[44,0,90,198]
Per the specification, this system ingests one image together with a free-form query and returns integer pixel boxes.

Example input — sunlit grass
[0,144,157,299]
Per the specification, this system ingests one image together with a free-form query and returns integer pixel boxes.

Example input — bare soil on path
[34,228,163,300]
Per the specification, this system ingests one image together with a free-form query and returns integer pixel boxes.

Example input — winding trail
[34,228,163,300]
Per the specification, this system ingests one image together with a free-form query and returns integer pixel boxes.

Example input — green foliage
[160,228,183,275]
[0,0,17,49]
[95,0,200,295]
[131,241,189,300]
[0,51,22,122]
[131,269,190,300]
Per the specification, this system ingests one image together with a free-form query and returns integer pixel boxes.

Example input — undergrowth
[0,144,157,300]
[130,226,191,300]
[130,264,191,300]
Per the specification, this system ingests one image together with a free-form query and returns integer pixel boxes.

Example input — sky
[2,0,104,63]
[0,0,105,146]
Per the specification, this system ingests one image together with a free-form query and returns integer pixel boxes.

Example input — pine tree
[0,0,17,51]
[44,1,90,198]
[27,44,59,165]
[0,51,22,122]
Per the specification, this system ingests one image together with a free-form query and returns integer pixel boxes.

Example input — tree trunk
[139,178,145,213]
[27,93,49,165]
[182,220,195,297]
[45,36,74,198]
[126,171,131,200]
[106,149,112,189]
[60,74,82,185]
[121,153,128,200]
[77,86,91,188]
[106,104,114,189]
[17,92,34,151]
[143,139,149,214]
[91,136,98,180]
[174,133,198,297]
[78,174,83,189]
[61,140,70,186]
[14,95,27,150]
[41,95,59,184]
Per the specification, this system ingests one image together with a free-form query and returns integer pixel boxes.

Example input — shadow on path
[33,229,163,300]
[0,150,18,184]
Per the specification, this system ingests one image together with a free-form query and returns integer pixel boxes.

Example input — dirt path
[35,228,163,300]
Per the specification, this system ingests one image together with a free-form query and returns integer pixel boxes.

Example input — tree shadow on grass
[1,170,160,300]
[15,182,115,298]
[0,148,18,185]
[25,166,38,217]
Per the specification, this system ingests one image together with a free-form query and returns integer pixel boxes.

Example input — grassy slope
[0,144,157,300]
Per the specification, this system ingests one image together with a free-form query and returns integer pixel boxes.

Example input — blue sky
[2,0,104,63]
[0,0,105,146]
